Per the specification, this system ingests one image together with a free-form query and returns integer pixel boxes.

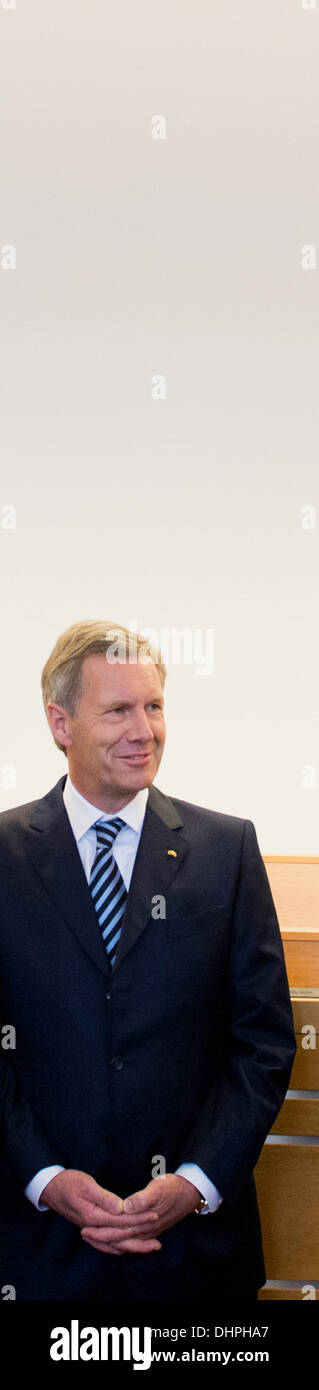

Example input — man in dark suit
[0,620,296,1301]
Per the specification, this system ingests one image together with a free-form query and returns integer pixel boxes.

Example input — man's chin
[115,755,159,787]
[117,757,155,780]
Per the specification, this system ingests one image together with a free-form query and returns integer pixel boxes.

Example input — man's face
[47,653,166,811]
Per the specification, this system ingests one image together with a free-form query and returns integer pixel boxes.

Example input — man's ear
[46,702,73,749]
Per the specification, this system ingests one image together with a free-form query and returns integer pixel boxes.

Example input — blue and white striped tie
[89,816,127,969]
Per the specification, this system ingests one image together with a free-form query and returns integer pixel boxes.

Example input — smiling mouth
[120,753,152,761]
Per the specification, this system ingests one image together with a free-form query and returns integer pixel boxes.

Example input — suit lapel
[27,775,112,979]
[113,784,189,972]
[26,776,189,978]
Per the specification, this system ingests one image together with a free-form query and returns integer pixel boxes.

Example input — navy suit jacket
[0,775,296,1301]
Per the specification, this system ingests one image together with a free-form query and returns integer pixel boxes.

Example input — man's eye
[102,707,125,715]
[106,703,162,714]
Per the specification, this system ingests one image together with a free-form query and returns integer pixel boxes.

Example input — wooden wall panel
[262,856,319,987]
[255,860,319,1296]
[271,1098,319,1135]
[281,935,319,989]
[258,1288,317,1301]
[254,1145,319,1279]
[289,997,319,1086]
[263,858,319,929]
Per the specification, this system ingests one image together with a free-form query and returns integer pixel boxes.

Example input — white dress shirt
[24,774,223,1215]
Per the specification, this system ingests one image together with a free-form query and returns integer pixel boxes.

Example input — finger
[81,1207,159,1229]
[86,1185,124,1216]
[123,1185,158,1215]
[80,1221,160,1241]
[82,1235,162,1254]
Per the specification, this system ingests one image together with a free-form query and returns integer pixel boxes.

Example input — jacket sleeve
[176,818,297,1202]
[0,1050,63,1192]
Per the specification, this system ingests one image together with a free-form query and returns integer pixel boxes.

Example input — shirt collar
[63,772,149,842]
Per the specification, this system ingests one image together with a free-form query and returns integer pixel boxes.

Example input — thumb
[123,1186,151,1214]
[91,1180,124,1215]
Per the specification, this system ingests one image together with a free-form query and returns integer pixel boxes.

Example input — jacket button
[111,1056,124,1070]
[106,992,111,1000]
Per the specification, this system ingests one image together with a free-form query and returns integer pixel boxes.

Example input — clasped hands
[40,1169,202,1255]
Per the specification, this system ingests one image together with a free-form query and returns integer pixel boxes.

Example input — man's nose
[127,709,155,740]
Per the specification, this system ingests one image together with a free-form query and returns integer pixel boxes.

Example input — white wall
[0,0,318,851]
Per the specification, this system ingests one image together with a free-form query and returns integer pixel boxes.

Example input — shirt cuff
[24,1166,66,1210]
[175,1163,223,1213]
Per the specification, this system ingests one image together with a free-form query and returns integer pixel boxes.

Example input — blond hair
[41,619,167,756]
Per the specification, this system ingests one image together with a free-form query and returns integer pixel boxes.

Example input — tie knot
[93,815,125,849]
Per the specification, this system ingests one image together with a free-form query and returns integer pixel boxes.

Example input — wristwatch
[193,1195,210,1214]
